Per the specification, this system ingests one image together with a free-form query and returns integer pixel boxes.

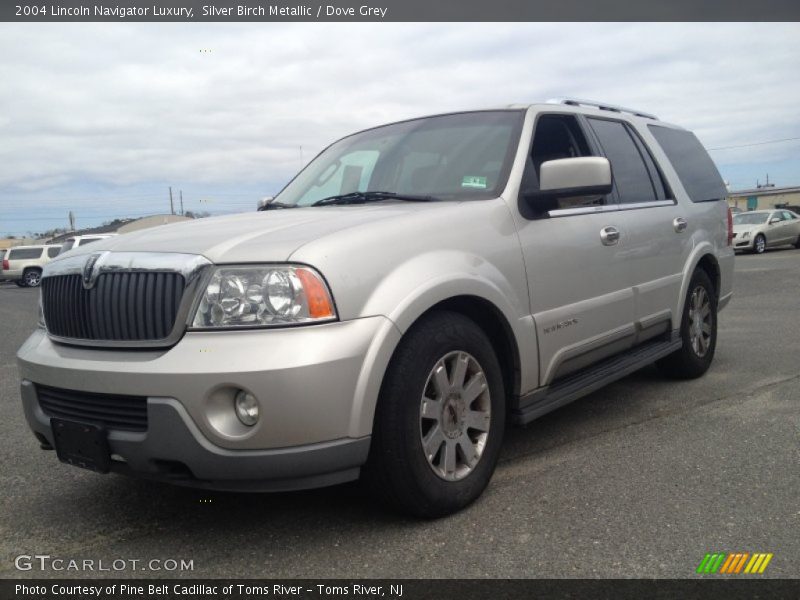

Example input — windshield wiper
[258,201,298,211]
[311,191,438,207]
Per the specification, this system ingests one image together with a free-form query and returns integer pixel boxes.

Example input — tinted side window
[587,118,658,204]
[782,211,796,220]
[47,246,61,258]
[648,125,727,202]
[8,248,44,260]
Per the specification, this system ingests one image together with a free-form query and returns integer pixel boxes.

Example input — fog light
[234,390,259,426]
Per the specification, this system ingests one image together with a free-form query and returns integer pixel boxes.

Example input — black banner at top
[3,0,800,22]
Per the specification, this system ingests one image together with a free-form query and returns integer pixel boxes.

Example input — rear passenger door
[782,211,800,244]
[585,117,689,341]
[773,211,796,245]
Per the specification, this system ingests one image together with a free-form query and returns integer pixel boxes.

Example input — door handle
[600,226,620,246]
[673,217,688,233]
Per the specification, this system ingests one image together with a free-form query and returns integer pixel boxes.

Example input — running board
[511,337,682,425]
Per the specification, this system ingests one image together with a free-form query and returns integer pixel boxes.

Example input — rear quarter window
[47,246,61,258]
[648,125,727,202]
[8,248,44,260]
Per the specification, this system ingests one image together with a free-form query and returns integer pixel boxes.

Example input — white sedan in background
[732,209,800,254]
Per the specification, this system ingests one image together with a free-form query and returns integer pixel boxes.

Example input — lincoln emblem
[82,253,103,288]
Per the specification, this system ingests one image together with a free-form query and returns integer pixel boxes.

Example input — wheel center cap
[692,311,703,336]
[441,393,465,438]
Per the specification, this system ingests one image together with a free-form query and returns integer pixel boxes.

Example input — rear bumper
[2,268,23,279]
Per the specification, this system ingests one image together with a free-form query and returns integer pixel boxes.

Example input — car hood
[49,203,457,265]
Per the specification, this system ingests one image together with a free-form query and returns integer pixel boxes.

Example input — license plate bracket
[51,418,111,473]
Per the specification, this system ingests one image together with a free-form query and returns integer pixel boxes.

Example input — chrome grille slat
[41,272,186,342]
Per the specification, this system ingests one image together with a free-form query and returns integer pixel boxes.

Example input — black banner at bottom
[3,579,800,600]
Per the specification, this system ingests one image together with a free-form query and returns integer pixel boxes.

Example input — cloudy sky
[1,22,799,236]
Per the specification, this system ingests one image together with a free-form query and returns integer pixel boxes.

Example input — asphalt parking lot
[1,249,798,579]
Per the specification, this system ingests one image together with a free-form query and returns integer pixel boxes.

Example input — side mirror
[539,157,612,196]
[523,157,613,213]
[768,217,780,225]
[257,196,274,210]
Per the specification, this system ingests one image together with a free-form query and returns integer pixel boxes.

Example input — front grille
[42,272,185,342]
[37,385,148,431]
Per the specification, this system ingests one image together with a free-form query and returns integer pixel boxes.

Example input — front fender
[344,251,538,437]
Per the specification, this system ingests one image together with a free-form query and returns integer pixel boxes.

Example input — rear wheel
[753,234,766,254]
[365,311,505,518]
[657,269,717,379]
[794,234,800,249]
[23,269,42,288]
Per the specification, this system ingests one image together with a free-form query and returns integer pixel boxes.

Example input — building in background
[48,214,192,244]
[0,238,38,251]
[728,185,800,212]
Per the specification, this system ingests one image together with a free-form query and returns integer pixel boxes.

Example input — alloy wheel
[419,351,491,481]
[688,285,712,357]
[24,271,41,287]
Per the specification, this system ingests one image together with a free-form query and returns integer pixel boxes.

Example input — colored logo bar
[696,552,773,574]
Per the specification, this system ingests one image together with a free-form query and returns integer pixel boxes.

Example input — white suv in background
[57,234,117,255]
[2,245,62,287]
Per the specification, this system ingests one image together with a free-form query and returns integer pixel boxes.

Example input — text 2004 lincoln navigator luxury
[18,100,733,517]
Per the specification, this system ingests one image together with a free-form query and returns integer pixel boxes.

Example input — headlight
[742,231,751,238]
[191,265,336,329]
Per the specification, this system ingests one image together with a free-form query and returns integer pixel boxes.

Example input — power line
[708,136,800,151]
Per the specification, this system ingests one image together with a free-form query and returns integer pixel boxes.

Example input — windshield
[733,212,769,225]
[275,110,524,207]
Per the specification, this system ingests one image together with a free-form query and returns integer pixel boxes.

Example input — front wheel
[365,311,506,518]
[657,269,717,379]
[753,234,766,254]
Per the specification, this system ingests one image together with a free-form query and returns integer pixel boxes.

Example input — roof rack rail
[546,97,659,121]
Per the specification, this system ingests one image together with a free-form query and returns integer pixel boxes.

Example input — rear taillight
[727,207,733,246]
[2,259,8,271]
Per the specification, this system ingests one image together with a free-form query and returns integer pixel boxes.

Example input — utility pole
[180,190,184,216]
[169,186,175,215]
[68,211,75,231]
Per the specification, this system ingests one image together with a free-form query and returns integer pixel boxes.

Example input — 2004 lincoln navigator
[18,99,734,517]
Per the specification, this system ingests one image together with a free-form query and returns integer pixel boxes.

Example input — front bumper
[17,316,400,490]
[732,235,753,250]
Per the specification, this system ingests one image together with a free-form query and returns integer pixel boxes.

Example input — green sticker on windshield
[461,176,487,189]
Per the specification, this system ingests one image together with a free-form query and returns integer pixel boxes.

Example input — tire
[794,235,800,249]
[15,280,27,288]
[365,310,506,518]
[753,234,766,254]
[657,269,717,379]
[23,269,42,288]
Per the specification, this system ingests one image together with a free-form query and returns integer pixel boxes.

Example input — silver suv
[18,99,734,516]
[2,244,62,287]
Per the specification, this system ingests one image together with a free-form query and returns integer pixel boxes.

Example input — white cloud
[0,22,799,196]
